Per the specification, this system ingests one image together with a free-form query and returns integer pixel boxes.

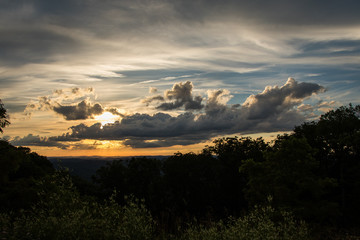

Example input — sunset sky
[1,0,360,157]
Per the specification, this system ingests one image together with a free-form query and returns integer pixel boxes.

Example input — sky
[1,0,360,157]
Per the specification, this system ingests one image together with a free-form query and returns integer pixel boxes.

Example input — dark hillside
[48,156,169,181]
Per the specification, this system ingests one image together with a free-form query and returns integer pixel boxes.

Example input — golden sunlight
[95,112,119,127]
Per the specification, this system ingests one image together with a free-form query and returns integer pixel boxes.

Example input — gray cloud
[1,0,359,71]
[106,107,124,117]
[3,1,359,29]
[25,87,104,120]
[52,100,104,120]
[205,89,233,117]
[0,29,79,67]
[143,81,203,110]
[242,78,325,120]
[10,133,102,150]
[142,95,165,105]
[171,0,360,26]
[10,134,67,149]
[53,87,95,100]
[18,78,324,148]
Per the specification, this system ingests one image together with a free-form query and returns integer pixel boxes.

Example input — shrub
[178,203,309,240]
[0,171,155,240]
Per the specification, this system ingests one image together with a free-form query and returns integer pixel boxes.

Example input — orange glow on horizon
[31,143,208,157]
[25,131,289,157]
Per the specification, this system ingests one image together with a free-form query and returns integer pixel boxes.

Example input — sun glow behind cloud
[94,112,120,127]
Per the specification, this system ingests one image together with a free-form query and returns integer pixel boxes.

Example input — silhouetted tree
[162,152,223,221]
[92,157,163,208]
[203,137,269,214]
[241,136,338,223]
[92,159,127,202]
[0,99,10,133]
[0,140,54,210]
[294,104,360,226]
[125,157,163,214]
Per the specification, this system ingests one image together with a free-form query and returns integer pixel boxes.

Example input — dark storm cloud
[21,78,325,148]
[143,81,203,110]
[53,100,104,120]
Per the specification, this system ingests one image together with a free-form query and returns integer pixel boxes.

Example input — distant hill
[48,156,169,181]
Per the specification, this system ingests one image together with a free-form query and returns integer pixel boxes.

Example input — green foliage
[204,136,268,164]
[92,159,128,198]
[294,104,360,226]
[203,137,269,215]
[92,157,163,211]
[178,203,309,240]
[0,140,54,210]
[241,136,338,223]
[0,171,155,240]
[162,152,223,220]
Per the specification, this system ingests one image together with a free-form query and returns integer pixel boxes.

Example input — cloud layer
[2,1,359,154]
[12,78,325,148]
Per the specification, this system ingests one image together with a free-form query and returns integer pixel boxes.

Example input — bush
[178,202,309,240]
[0,171,155,240]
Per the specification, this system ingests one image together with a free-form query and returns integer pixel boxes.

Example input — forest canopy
[1,104,360,239]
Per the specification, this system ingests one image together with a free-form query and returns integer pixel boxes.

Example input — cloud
[171,0,360,26]
[149,87,158,94]
[143,81,203,111]
[142,95,165,105]
[52,100,104,120]
[10,134,67,149]
[298,100,337,116]
[18,78,325,148]
[106,107,125,117]
[10,133,104,150]
[242,77,325,119]
[25,87,104,120]
[53,87,95,100]
[205,89,233,117]
[0,28,80,67]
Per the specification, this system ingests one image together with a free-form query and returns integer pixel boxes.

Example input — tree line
[1,101,360,239]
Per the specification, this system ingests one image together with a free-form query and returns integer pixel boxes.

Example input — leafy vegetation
[179,202,308,240]
[0,172,155,240]
[1,103,360,239]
